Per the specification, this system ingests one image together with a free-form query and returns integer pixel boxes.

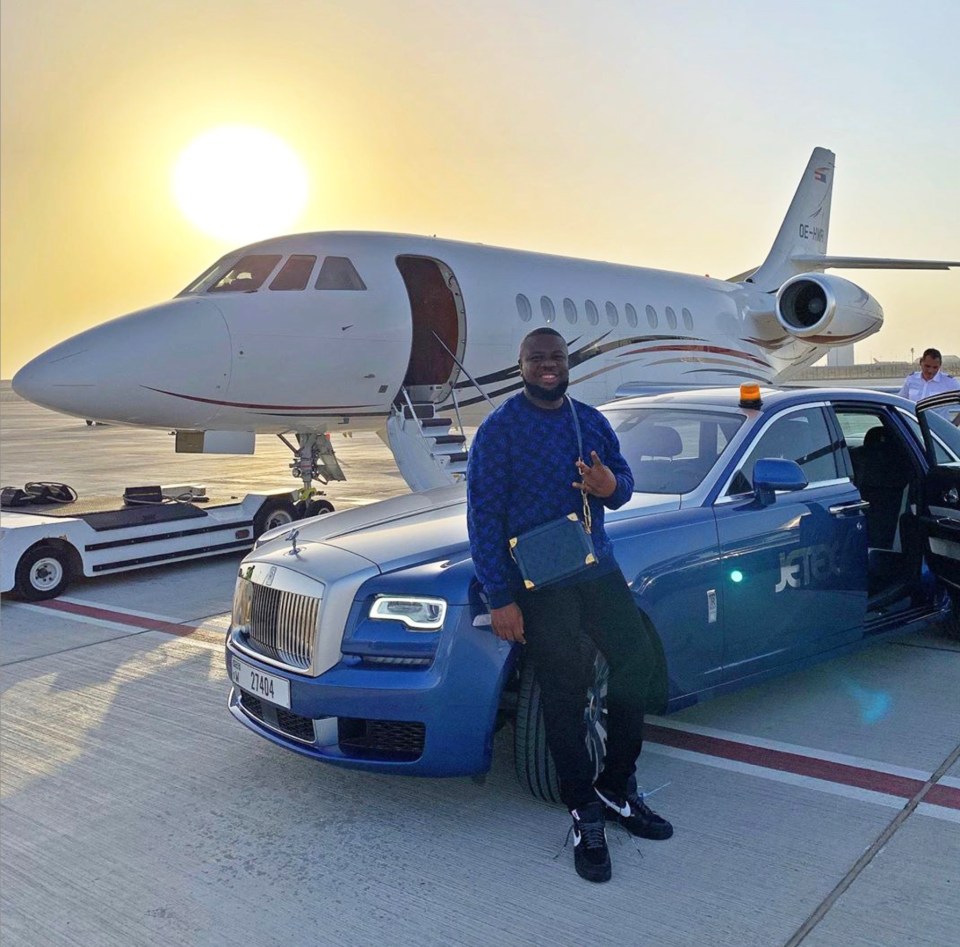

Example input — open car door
[916,391,960,597]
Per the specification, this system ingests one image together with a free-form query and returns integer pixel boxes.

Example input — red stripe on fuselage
[618,344,771,368]
[141,385,378,412]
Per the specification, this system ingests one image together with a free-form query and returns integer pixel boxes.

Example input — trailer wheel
[253,498,297,538]
[514,639,609,804]
[15,544,72,601]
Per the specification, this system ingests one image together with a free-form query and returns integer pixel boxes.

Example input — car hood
[253,483,683,575]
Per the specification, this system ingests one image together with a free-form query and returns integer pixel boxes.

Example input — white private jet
[12,147,958,499]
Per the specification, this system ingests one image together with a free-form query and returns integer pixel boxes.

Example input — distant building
[826,344,855,367]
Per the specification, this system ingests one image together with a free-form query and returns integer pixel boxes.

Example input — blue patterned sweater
[466,393,634,608]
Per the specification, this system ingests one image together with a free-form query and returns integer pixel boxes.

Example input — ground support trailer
[1,485,317,601]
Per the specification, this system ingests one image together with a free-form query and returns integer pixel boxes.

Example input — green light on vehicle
[730,570,744,583]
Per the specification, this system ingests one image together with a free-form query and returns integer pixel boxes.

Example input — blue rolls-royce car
[225,387,960,801]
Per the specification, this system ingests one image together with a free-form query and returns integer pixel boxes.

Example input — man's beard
[523,376,569,401]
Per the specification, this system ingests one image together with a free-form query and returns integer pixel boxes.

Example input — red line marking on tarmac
[645,723,960,810]
[925,784,960,809]
[38,599,203,637]
[31,598,960,813]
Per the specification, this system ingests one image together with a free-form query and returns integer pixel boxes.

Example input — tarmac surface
[2,385,958,946]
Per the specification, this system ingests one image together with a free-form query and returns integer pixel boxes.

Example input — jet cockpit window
[177,260,230,296]
[209,255,283,292]
[270,254,317,291]
[315,256,366,290]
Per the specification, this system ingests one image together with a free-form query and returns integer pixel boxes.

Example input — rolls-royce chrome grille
[246,584,319,670]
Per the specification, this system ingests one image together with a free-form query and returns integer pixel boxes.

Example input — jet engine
[775,273,883,341]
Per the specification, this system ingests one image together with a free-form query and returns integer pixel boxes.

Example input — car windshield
[600,405,745,494]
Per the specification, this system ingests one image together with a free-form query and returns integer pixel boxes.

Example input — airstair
[385,388,469,492]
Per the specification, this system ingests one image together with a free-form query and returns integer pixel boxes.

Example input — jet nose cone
[12,348,90,406]
[11,297,233,427]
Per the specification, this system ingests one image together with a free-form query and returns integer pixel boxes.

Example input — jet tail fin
[747,147,835,291]
[736,148,959,288]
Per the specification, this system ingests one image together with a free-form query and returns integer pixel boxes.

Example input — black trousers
[516,569,660,811]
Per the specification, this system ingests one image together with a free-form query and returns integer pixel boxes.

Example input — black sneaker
[570,801,612,883]
[595,788,673,840]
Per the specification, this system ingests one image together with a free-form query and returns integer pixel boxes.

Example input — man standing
[899,348,960,401]
[466,327,672,884]
[899,348,960,424]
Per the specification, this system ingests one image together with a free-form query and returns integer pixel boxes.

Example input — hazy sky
[1,0,957,380]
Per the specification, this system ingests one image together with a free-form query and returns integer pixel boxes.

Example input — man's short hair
[521,327,565,344]
[921,348,943,362]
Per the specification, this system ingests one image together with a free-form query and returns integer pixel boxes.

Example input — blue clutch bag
[509,512,597,590]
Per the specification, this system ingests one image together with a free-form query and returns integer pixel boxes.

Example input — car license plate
[231,656,291,710]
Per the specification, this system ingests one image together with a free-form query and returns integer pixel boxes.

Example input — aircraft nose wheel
[252,499,298,538]
[305,497,335,517]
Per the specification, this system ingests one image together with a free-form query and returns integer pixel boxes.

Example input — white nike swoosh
[596,791,631,817]
[573,830,581,846]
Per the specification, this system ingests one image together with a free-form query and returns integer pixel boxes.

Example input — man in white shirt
[899,348,960,423]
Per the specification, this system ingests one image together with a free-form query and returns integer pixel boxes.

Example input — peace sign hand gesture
[573,451,617,498]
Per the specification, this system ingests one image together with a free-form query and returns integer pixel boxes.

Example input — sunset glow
[1,2,957,380]
[171,126,309,244]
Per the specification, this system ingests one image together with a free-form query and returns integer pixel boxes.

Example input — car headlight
[231,573,253,634]
[369,595,447,631]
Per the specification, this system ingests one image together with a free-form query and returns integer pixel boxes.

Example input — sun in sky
[171,125,310,245]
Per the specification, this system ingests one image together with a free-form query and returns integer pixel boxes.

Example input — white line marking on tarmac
[649,716,933,781]
[645,744,908,809]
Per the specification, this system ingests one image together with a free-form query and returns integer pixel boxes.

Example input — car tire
[252,498,297,538]
[514,638,609,804]
[15,544,72,601]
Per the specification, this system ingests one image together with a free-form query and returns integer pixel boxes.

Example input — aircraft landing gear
[277,432,345,517]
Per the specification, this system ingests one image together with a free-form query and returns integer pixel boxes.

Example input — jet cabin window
[315,256,366,290]
[516,294,532,322]
[209,255,283,293]
[270,254,317,291]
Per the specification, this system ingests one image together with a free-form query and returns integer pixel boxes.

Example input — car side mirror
[752,458,807,506]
